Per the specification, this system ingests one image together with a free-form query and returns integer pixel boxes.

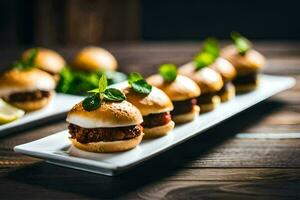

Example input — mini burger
[221,32,265,93]
[147,64,200,123]
[0,68,55,111]
[22,48,66,81]
[179,39,223,112]
[72,46,118,72]
[66,74,143,153]
[117,72,174,139]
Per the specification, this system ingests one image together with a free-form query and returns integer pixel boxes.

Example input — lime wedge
[0,99,25,125]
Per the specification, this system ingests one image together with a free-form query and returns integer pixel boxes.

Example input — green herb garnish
[159,64,177,82]
[231,31,251,55]
[82,73,126,111]
[128,72,152,94]
[194,52,216,70]
[202,37,220,58]
[13,48,38,70]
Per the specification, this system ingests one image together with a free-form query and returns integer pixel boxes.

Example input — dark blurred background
[0,0,300,47]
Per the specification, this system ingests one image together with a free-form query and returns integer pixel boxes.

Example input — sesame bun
[179,63,223,94]
[172,105,200,124]
[72,46,117,72]
[143,121,175,139]
[116,82,174,116]
[22,48,65,74]
[70,133,143,153]
[146,74,201,101]
[221,45,265,75]
[67,100,143,128]
[199,95,221,113]
[0,69,56,97]
[10,91,54,112]
[210,57,236,83]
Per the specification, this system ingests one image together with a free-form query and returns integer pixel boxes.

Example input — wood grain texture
[0,42,299,199]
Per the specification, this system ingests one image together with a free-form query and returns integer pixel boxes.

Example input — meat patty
[171,98,197,116]
[68,124,143,143]
[142,112,171,128]
[7,90,51,102]
[197,93,216,104]
[233,72,257,85]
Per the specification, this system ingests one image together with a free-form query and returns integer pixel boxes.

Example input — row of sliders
[66,32,266,153]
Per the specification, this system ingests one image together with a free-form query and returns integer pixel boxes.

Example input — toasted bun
[116,83,173,116]
[143,121,175,139]
[22,48,65,74]
[146,74,201,101]
[210,57,236,83]
[179,63,223,94]
[67,100,143,128]
[0,69,56,97]
[70,133,143,153]
[72,46,117,71]
[199,95,220,113]
[172,105,200,123]
[235,77,260,93]
[10,91,54,111]
[217,83,236,102]
[221,45,265,75]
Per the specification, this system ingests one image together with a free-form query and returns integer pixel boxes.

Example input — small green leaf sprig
[82,73,126,111]
[13,48,38,70]
[128,72,152,94]
[159,63,177,82]
[231,31,251,55]
[194,37,220,70]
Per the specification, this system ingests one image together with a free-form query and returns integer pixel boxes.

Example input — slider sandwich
[221,32,265,93]
[179,39,223,113]
[147,64,201,123]
[72,46,118,72]
[22,48,66,81]
[0,68,55,111]
[201,38,237,102]
[67,74,143,153]
[118,73,174,139]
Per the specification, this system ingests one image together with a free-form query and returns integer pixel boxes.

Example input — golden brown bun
[70,133,143,153]
[117,83,173,116]
[210,57,237,83]
[221,45,265,75]
[72,46,117,71]
[199,95,220,113]
[172,105,200,124]
[22,48,65,74]
[10,91,54,112]
[218,83,236,102]
[235,77,260,93]
[143,121,175,139]
[146,74,201,101]
[179,63,223,94]
[0,68,56,97]
[67,100,143,128]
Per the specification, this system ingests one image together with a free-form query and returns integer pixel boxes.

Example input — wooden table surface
[0,42,299,200]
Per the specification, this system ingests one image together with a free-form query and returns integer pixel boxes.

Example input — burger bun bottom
[143,120,175,139]
[199,95,221,113]
[218,83,236,102]
[235,78,260,94]
[172,105,200,124]
[70,132,143,153]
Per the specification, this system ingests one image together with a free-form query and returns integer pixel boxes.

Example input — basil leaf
[132,79,152,94]
[82,94,101,111]
[104,88,126,101]
[202,37,219,58]
[98,73,107,93]
[27,48,38,66]
[231,32,251,55]
[194,52,215,70]
[128,72,143,85]
[88,88,99,93]
[159,64,177,82]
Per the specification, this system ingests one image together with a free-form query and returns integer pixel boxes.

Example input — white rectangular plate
[14,75,295,176]
[0,94,83,136]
